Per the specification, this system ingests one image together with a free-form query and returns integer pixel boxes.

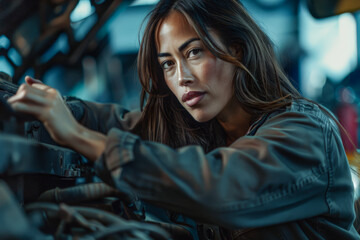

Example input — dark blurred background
[0,0,359,163]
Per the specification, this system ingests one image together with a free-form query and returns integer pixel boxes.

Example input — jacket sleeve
[94,110,352,229]
[64,96,141,134]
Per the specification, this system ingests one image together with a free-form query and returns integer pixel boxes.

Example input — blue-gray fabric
[73,98,359,239]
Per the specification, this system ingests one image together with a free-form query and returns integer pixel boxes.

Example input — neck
[217,97,253,145]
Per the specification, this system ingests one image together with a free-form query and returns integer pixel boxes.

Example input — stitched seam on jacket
[200,163,329,212]
[134,165,328,214]
[324,122,334,215]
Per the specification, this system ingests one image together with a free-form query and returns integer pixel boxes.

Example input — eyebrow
[158,38,200,57]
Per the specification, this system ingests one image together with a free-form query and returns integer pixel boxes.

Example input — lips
[182,91,205,107]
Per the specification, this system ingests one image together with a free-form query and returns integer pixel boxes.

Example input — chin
[190,111,214,123]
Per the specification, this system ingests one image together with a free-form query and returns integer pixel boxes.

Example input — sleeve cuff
[94,155,114,186]
[94,128,138,186]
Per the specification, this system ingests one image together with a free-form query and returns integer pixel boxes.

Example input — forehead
[156,11,198,51]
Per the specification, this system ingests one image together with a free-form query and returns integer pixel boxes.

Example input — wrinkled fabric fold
[89,99,358,239]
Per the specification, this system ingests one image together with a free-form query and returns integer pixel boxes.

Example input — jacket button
[206,227,215,240]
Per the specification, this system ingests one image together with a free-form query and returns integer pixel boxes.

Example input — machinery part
[25,202,171,240]
[0,180,50,239]
[0,133,83,176]
[38,182,135,204]
[0,0,133,83]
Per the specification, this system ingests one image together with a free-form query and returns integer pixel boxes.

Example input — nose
[177,61,193,86]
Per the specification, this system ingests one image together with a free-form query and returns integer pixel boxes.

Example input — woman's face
[157,11,236,122]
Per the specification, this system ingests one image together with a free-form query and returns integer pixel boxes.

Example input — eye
[161,60,174,70]
[188,48,202,58]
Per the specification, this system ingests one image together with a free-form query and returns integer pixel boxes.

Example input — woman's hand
[7,76,106,161]
[7,76,79,147]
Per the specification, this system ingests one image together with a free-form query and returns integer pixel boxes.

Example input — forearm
[69,123,107,162]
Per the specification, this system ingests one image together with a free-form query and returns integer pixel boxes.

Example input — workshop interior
[0,0,360,239]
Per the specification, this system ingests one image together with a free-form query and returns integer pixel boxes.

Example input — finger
[25,76,52,91]
[8,90,49,106]
[31,82,52,91]
[7,90,25,103]
[9,84,48,102]
[25,76,43,85]
[10,102,45,118]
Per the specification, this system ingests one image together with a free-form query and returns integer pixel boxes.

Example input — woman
[7,0,359,239]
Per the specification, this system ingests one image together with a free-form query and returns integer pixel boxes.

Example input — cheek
[198,58,218,81]
[165,78,179,98]
[218,60,235,84]
[202,58,234,89]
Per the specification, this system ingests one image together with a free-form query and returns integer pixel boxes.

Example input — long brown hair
[137,0,301,151]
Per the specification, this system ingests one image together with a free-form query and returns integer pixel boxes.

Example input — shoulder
[245,98,337,155]
[287,98,335,124]
[259,98,337,133]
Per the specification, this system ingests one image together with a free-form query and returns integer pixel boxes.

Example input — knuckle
[12,102,22,110]
[18,83,27,92]
[47,89,58,99]
[47,88,57,94]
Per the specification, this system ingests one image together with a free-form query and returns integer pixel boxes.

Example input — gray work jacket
[66,97,359,239]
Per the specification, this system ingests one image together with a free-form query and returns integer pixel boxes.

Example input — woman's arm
[68,123,106,161]
[66,97,142,135]
[7,76,106,161]
[94,109,353,229]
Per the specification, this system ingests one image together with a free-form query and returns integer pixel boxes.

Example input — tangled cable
[25,202,170,240]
